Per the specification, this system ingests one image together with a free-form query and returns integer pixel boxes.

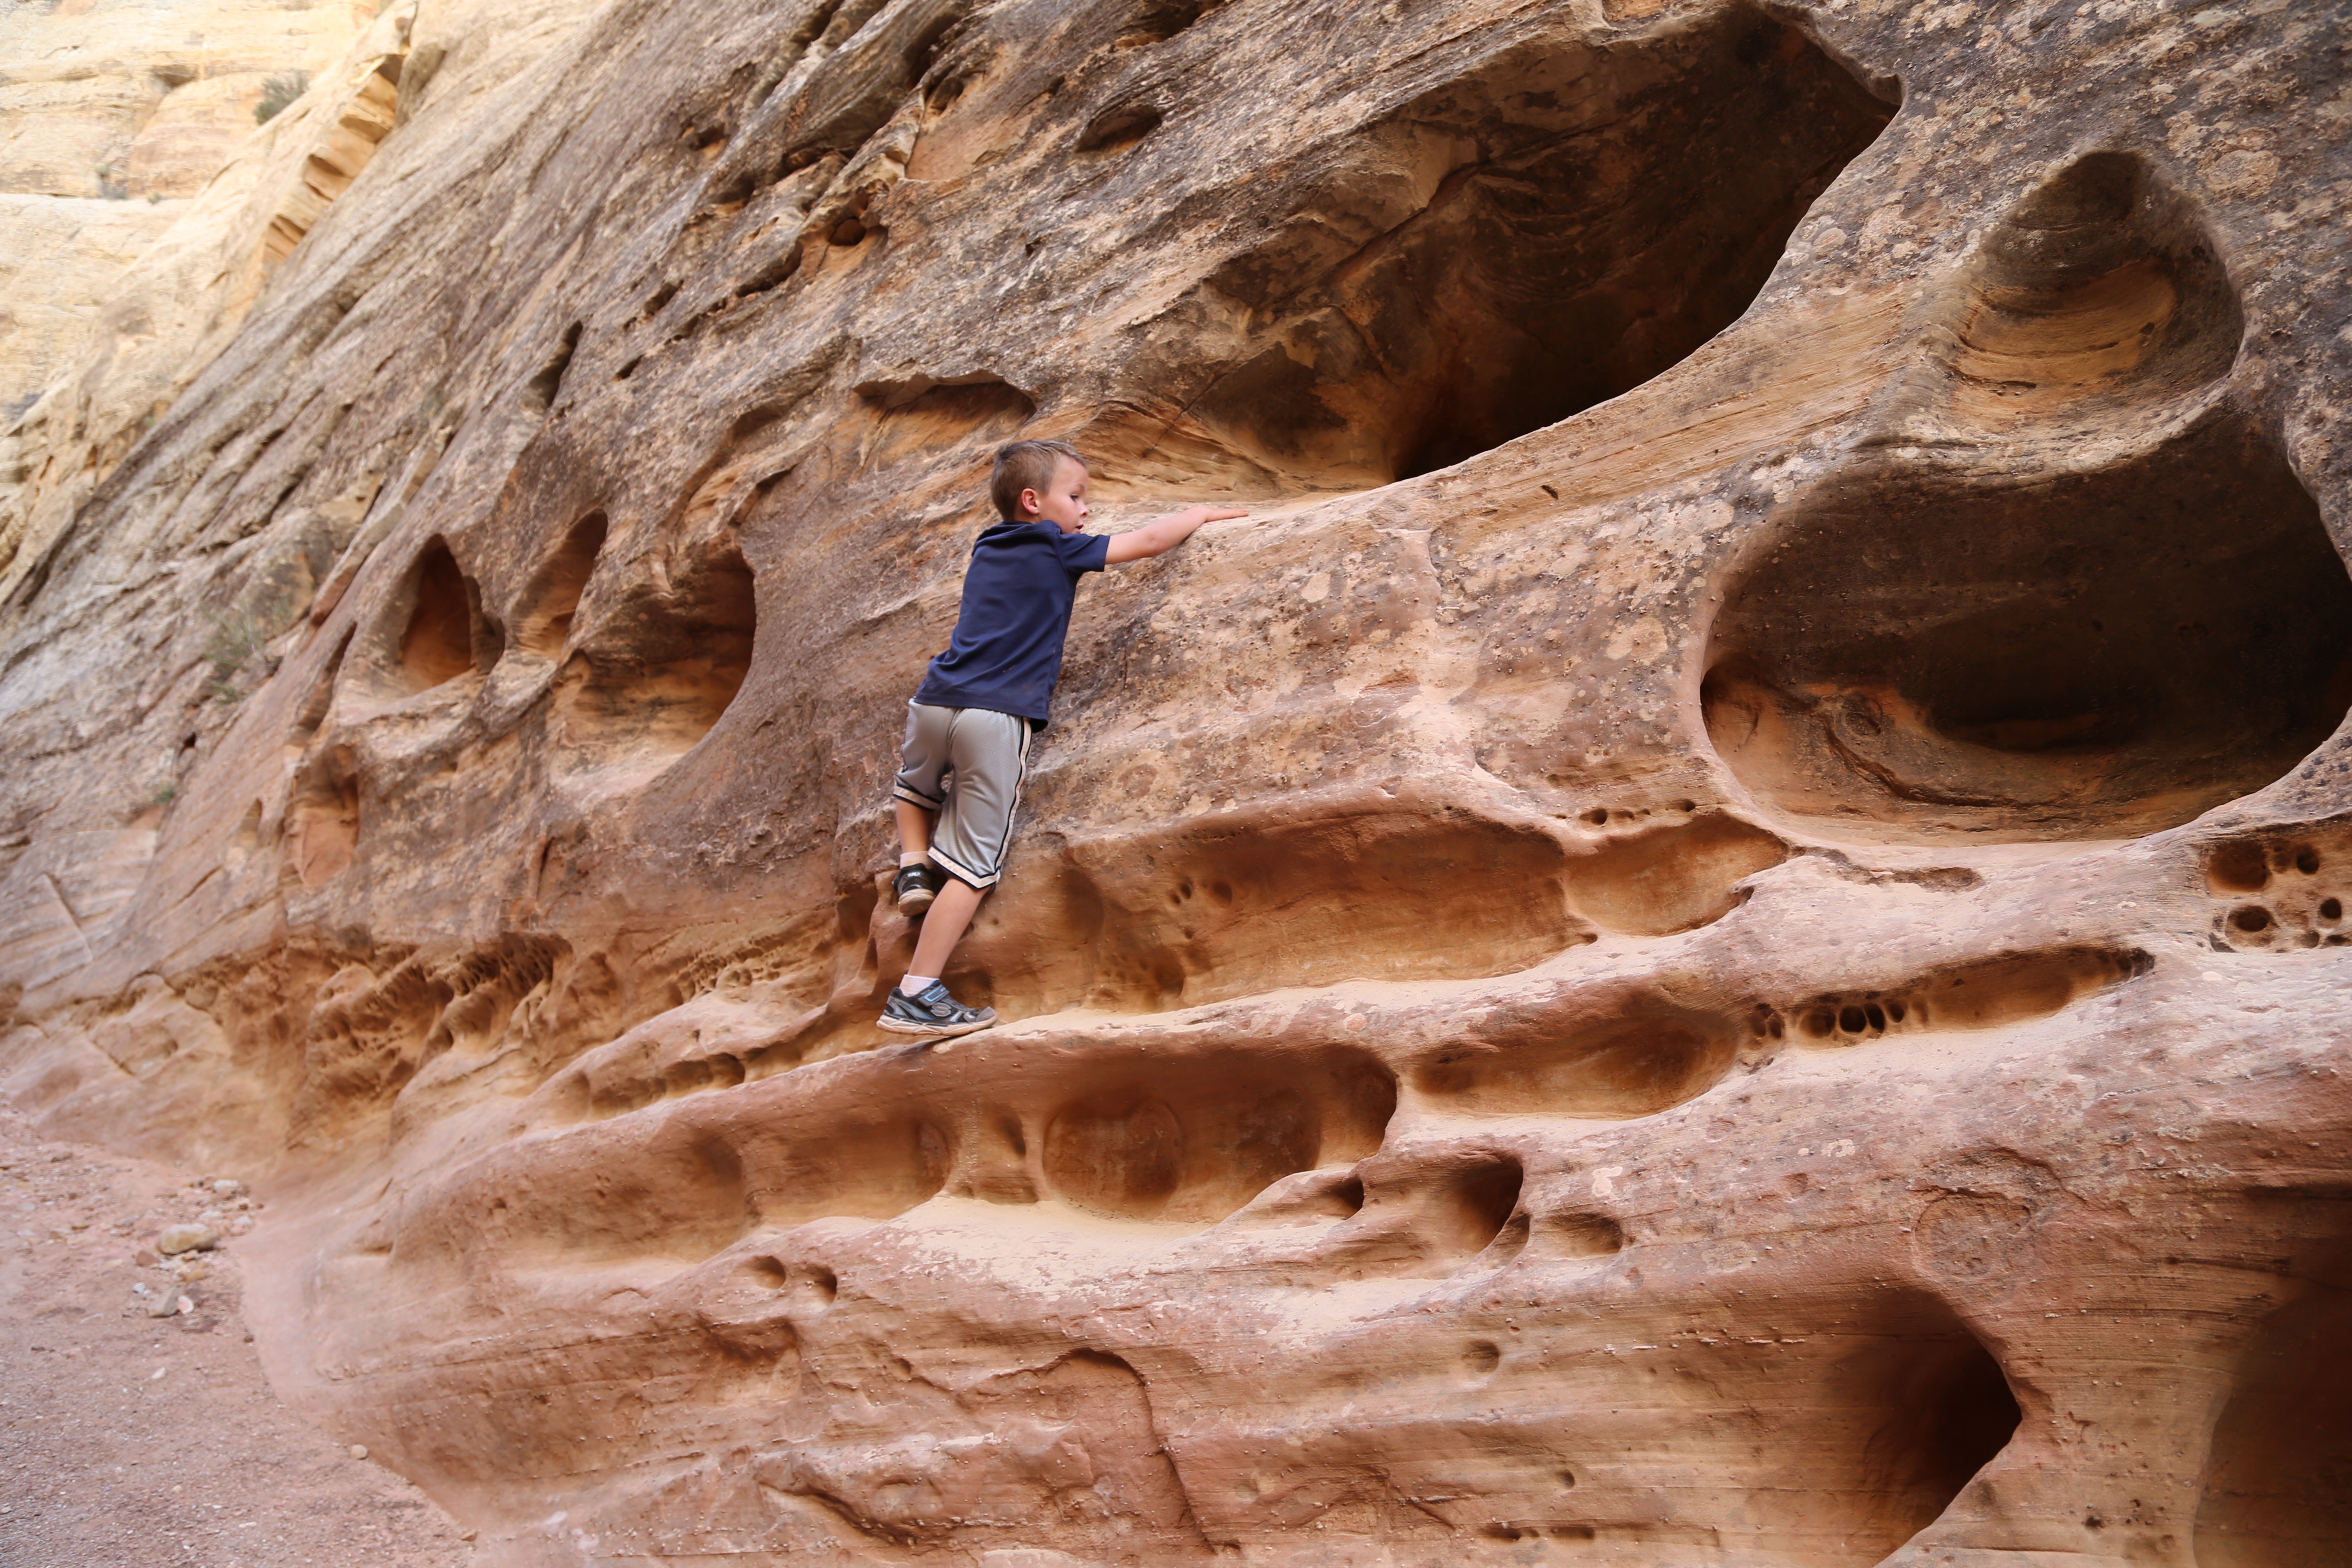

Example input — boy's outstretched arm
[1103,503,1250,564]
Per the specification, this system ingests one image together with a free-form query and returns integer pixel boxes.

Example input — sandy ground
[0,1110,472,1568]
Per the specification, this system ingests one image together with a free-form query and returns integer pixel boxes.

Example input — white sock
[899,852,926,867]
[899,974,937,996]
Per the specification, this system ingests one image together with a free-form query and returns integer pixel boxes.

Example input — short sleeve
[1057,530,1110,577]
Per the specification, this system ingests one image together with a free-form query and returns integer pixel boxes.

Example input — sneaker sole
[878,1012,996,1037]
[897,890,936,916]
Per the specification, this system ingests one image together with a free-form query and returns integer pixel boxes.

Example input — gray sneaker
[879,981,997,1038]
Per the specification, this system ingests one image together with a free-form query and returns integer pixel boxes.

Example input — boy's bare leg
[894,800,934,860]
[907,879,983,977]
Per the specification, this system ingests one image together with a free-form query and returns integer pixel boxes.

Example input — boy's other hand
[1104,502,1253,564]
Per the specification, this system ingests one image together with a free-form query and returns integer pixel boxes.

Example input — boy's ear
[1016,487,1043,518]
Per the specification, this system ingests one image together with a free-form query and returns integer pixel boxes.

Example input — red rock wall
[3,1,2350,1564]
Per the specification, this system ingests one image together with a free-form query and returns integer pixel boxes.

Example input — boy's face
[1020,459,1090,532]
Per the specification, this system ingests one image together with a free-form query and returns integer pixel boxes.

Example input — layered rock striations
[1,0,2349,1564]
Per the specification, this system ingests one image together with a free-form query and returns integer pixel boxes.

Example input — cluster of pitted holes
[1579,800,1697,827]
[1777,948,2146,1044]
[741,1254,838,1310]
[2219,844,2346,949]
[1170,875,1234,908]
[2227,904,2342,943]
[1797,996,1913,1042]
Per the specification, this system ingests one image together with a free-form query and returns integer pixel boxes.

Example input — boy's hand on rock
[1106,503,1251,564]
[1152,503,1251,530]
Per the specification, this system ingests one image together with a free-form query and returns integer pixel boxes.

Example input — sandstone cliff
[0,0,380,417]
[1,0,2349,1564]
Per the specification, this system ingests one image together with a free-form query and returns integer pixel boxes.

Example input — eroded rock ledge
[3,1,2350,1565]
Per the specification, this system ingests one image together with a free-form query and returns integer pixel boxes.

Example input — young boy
[880,438,1247,1037]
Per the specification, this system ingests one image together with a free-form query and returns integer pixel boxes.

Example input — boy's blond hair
[990,439,1086,519]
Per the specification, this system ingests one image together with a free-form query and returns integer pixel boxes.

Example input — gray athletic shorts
[891,702,1032,888]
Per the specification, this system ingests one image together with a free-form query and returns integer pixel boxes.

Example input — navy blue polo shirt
[913,519,1110,726]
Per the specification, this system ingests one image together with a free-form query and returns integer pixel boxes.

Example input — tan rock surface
[0,1,2349,1565]
[0,193,186,419]
[0,0,377,415]
[0,0,443,579]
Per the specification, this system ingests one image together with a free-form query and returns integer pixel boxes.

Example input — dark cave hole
[1180,5,1894,487]
[1703,417,2352,843]
[1077,103,1162,155]
[393,538,497,693]
[1330,1173,1366,1216]
[1804,1298,2020,1561]
[1869,1332,2021,1545]
[1443,1158,1524,1260]
[399,540,471,688]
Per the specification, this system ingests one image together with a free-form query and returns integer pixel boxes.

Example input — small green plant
[201,611,268,704]
[152,782,177,808]
[254,71,311,126]
[92,163,129,199]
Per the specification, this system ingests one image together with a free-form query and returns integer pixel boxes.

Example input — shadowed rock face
[1703,412,2352,844]
[2,0,2351,1564]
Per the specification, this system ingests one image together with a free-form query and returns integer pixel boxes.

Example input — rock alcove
[1173,6,1895,486]
[1703,417,2352,843]
[377,536,501,698]
[1939,150,2244,434]
[551,537,759,767]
